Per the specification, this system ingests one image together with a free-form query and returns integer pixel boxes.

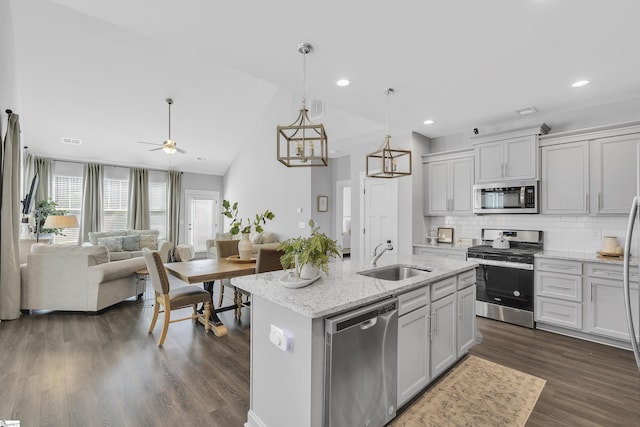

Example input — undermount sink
[357,264,432,281]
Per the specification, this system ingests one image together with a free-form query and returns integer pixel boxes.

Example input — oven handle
[469,258,534,271]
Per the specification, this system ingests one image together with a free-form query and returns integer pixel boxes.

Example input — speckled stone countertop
[232,255,478,319]
[535,250,637,266]
[412,243,470,252]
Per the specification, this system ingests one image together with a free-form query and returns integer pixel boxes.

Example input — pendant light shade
[366,88,412,178]
[277,43,328,167]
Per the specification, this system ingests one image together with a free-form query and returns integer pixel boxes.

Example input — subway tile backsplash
[426,215,628,252]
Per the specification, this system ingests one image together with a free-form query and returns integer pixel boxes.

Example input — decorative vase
[238,233,253,260]
[300,263,320,280]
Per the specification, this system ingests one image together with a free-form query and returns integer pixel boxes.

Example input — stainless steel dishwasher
[324,297,398,427]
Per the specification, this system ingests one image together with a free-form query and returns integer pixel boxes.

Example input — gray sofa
[20,244,146,312]
[85,229,172,262]
[206,231,280,259]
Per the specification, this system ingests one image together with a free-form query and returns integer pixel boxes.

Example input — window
[103,166,129,231]
[52,162,83,244]
[149,171,168,239]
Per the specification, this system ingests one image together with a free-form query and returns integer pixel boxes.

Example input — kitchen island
[232,255,478,427]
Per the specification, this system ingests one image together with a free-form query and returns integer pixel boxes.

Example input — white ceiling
[8,0,640,175]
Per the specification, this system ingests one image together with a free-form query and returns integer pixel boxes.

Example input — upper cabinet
[423,150,474,216]
[540,122,640,216]
[473,124,550,183]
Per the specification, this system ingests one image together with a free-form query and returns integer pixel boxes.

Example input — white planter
[300,263,320,280]
[238,233,253,260]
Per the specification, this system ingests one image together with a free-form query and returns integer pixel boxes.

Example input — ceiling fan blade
[149,147,163,152]
[176,147,187,154]
[137,141,161,146]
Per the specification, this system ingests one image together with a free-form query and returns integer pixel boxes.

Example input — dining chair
[142,248,211,346]
[255,248,285,273]
[215,239,240,307]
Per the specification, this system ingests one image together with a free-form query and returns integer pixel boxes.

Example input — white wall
[310,162,334,237]
[223,89,312,241]
[0,0,20,119]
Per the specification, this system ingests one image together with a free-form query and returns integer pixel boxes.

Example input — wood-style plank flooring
[1,282,639,426]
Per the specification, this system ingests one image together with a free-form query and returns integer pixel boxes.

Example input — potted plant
[221,199,275,259]
[279,220,341,279]
[34,198,67,236]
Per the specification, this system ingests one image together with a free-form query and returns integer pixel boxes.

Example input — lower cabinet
[397,305,430,408]
[457,284,476,355]
[430,293,457,379]
[586,276,640,341]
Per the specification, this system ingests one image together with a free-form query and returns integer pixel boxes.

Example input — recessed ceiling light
[423,120,435,125]
[336,79,350,87]
[571,80,590,88]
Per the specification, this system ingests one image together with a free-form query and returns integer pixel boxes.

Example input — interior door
[184,190,219,253]
[360,176,398,261]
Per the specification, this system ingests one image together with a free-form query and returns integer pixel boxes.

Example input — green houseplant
[34,198,67,235]
[279,220,341,278]
[221,199,275,236]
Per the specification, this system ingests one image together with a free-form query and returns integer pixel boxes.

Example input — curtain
[0,113,22,320]
[167,170,182,247]
[127,167,149,230]
[80,163,103,242]
[23,152,52,205]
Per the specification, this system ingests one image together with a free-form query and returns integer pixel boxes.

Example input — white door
[335,180,351,256]
[184,190,220,253]
[360,176,398,261]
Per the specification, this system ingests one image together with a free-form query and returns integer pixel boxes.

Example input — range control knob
[513,290,521,297]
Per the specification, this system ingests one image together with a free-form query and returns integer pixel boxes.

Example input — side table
[135,268,149,302]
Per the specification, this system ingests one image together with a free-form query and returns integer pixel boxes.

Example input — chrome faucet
[370,240,393,266]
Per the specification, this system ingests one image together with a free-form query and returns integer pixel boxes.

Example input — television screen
[21,173,39,216]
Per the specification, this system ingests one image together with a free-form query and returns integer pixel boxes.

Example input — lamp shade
[43,215,79,229]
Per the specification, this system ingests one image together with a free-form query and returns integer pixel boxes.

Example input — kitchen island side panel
[247,295,325,427]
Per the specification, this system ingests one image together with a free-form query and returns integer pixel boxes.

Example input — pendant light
[366,88,412,178]
[277,43,328,167]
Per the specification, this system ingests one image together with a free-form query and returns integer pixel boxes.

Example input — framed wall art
[317,195,328,212]
[437,227,454,243]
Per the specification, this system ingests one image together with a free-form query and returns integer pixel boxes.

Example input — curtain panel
[23,152,52,204]
[167,170,181,248]
[0,114,22,320]
[80,163,103,242]
[127,167,149,230]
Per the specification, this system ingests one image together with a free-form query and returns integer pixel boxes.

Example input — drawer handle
[548,285,572,291]
[547,265,575,271]
[547,311,570,318]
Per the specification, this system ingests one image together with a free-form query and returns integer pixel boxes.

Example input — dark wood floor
[1,284,639,426]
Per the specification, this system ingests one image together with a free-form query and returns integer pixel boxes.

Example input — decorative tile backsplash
[426,215,629,252]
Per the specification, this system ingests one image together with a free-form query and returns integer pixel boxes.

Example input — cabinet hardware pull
[586,193,589,209]
[458,300,463,319]
[597,192,601,211]
[548,311,570,318]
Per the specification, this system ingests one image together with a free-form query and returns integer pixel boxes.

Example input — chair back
[256,248,285,273]
[142,248,170,295]
[216,239,239,258]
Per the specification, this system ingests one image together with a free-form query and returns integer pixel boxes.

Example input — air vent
[515,106,537,116]
[195,156,208,161]
[308,98,325,120]
[61,137,82,145]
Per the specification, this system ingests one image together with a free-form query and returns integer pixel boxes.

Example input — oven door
[475,261,534,311]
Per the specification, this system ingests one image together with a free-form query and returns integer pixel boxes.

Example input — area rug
[390,355,546,427]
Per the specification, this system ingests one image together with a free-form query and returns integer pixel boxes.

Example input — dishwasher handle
[325,298,398,334]
[360,318,378,330]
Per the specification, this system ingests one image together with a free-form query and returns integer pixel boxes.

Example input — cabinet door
[475,141,503,183]
[541,141,589,214]
[591,135,640,214]
[450,157,474,214]
[503,136,538,180]
[430,293,457,378]
[425,160,450,215]
[397,305,430,408]
[586,277,640,341]
[457,285,476,355]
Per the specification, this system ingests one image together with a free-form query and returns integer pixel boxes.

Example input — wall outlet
[297,207,303,213]
[299,222,306,229]
[270,324,290,352]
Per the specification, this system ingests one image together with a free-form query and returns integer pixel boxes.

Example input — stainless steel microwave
[473,180,539,214]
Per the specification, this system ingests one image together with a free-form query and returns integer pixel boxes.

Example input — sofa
[85,229,172,262]
[206,231,280,259]
[20,244,147,312]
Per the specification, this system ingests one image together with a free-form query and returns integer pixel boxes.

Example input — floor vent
[61,137,82,145]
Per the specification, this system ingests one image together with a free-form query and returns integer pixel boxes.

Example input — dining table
[164,257,257,337]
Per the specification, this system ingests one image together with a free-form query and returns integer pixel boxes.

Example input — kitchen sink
[357,264,432,281]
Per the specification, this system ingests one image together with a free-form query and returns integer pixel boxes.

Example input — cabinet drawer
[536,271,582,302]
[586,262,639,282]
[535,297,582,330]
[398,286,430,317]
[431,276,457,301]
[457,269,476,290]
[535,258,582,275]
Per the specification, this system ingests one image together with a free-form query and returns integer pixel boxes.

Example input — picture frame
[317,195,328,212]
[437,227,453,243]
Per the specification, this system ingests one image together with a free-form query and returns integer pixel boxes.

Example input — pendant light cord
[302,50,307,110]
[386,89,390,137]
[168,101,171,140]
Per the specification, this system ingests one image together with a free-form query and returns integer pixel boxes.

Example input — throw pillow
[261,232,278,244]
[97,237,123,252]
[139,234,158,250]
[251,233,263,244]
[122,234,140,251]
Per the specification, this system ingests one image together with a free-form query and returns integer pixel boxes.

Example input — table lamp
[41,214,79,243]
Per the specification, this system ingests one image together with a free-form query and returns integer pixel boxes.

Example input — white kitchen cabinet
[590,134,640,214]
[457,284,476,356]
[413,245,467,261]
[430,293,457,378]
[423,151,474,216]
[397,304,430,408]
[540,140,590,215]
[475,135,538,183]
[535,258,583,330]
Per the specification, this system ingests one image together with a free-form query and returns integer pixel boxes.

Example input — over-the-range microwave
[473,180,539,214]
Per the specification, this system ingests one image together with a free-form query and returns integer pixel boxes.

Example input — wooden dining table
[164,257,256,337]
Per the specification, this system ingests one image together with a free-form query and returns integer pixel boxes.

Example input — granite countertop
[536,249,637,266]
[413,243,470,252]
[232,255,478,319]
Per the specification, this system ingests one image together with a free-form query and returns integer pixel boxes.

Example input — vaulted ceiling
[8,0,640,175]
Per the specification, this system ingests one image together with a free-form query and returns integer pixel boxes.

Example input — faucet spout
[370,240,393,266]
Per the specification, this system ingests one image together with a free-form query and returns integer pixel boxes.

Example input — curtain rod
[25,152,183,174]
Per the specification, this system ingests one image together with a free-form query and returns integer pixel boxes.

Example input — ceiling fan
[138,98,186,154]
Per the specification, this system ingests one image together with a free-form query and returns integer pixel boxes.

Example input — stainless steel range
[467,229,543,328]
